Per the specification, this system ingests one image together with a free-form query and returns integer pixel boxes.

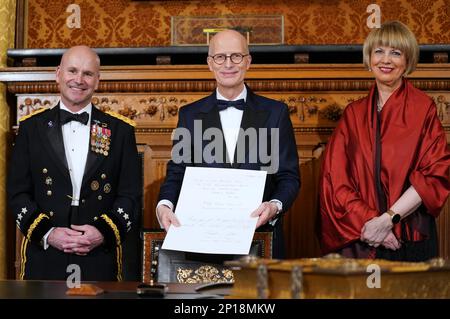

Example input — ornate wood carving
[8,79,450,95]
[156,56,171,65]
[294,53,309,64]
[434,52,448,64]
[21,58,36,67]
[14,91,450,134]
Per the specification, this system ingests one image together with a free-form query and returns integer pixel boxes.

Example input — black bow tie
[216,99,246,111]
[60,110,89,125]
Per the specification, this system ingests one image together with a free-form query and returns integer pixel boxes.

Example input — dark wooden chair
[141,230,273,284]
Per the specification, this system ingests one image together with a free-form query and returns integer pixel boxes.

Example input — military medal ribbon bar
[90,123,111,156]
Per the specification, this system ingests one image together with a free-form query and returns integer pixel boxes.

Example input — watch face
[392,214,401,224]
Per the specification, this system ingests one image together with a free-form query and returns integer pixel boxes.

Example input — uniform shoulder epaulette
[105,110,136,127]
[19,108,49,122]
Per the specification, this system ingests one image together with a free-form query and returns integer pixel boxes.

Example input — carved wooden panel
[15,91,450,129]
[284,158,322,258]
[437,197,450,259]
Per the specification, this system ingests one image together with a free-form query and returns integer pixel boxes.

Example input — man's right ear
[206,57,214,71]
[55,66,61,82]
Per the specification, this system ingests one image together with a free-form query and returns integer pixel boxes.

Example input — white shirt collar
[59,101,93,116]
[216,86,247,102]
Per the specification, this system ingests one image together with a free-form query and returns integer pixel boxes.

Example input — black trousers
[376,217,438,262]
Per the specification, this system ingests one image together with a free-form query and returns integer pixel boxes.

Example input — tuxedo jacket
[158,87,300,258]
[7,104,141,281]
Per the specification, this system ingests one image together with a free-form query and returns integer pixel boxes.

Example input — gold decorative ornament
[105,110,137,127]
[19,107,48,122]
[91,180,99,191]
[100,214,122,281]
[176,265,234,284]
[104,183,111,193]
[226,256,450,299]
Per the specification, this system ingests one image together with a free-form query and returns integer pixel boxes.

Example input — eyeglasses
[208,53,249,65]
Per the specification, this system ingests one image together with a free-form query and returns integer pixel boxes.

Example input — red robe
[320,79,450,256]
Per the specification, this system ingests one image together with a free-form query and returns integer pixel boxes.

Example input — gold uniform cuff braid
[100,214,123,281]
[20,213,50,280]
[26,213,50,240]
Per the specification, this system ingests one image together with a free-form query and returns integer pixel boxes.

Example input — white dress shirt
[216,87,246,163]
[42,102,92,249]
[60,102,92,206]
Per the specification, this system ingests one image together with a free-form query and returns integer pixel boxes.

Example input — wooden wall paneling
[437,195,450,260]
[14,230,22,279]
[137,143,153,228]
[14,0,26,49]
[137,140,172,229]
[283,156,323,259]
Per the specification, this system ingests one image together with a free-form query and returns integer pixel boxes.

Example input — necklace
[377,99,383,112]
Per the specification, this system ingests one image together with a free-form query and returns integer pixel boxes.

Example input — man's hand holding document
[162,167,267,255]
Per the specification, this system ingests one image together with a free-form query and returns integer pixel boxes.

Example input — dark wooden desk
[0,280,228,299]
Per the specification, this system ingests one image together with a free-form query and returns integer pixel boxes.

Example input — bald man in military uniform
[7,46,141,281]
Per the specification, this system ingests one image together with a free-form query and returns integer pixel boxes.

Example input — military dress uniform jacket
[7,104,141,281]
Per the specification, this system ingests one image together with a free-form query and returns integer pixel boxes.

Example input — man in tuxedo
[157,30,300,258]
[7,46,141,280]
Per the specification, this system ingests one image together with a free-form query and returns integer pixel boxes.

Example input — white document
[162,167,267,255]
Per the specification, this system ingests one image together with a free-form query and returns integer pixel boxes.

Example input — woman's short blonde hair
[363,21,419,75]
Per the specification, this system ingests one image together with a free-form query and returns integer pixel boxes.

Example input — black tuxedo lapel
[197,93,232,168]
[37,104,70,178]
[81,106,106,191]
[233,89,269,168]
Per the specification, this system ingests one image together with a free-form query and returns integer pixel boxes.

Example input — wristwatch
[386,209,401,224]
